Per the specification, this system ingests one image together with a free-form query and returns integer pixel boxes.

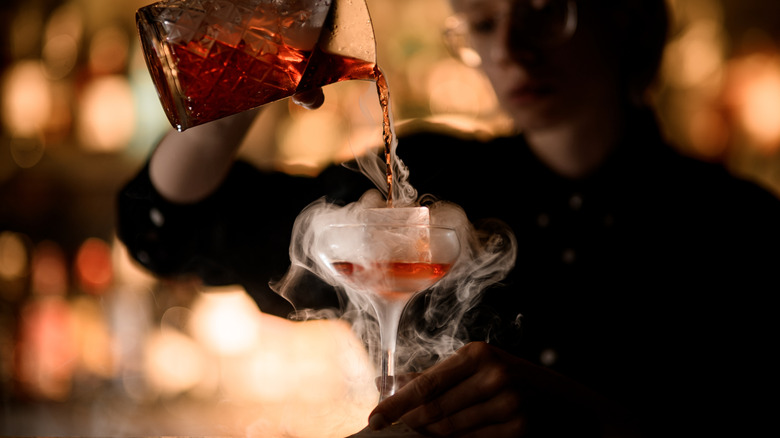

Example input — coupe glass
[316,223,460,401]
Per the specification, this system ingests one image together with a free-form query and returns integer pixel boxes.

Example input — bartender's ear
[292,88,326,110]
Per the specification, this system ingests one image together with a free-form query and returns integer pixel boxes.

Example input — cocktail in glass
[315,220,460,401]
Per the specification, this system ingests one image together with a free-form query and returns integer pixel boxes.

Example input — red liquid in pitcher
[163,36,378,128]
[330,261,452,301]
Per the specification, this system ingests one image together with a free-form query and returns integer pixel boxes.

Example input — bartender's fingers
[292,88,325,109]
[413,389,526,437]
[401,365,507,423]
[401,351,527,435]
[368,343,484,430]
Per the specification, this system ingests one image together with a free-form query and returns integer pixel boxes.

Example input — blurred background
[2,0,780,436]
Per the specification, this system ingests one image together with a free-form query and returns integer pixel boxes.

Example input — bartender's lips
[508,81,554,105]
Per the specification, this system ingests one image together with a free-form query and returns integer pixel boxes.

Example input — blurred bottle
[136,0,377,131]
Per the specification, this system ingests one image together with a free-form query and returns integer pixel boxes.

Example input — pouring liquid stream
[376,70,395,208]
[290,46,397,206]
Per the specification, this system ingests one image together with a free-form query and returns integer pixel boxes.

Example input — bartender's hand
[292,88,325,109]
[367,342,632,437]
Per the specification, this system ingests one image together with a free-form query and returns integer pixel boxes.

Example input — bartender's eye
[469,17,498,35]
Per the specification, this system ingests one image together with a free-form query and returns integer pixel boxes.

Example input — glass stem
[371,297,408,402]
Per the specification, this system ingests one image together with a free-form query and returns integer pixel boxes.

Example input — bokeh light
[1,61,53,139]
[16,292,76,401]
[0,231,31,303]
[727,53,780,150]
[189,287,263,356]
[30,240,68,297]
[88,26,130,75]
[77,75,136,152]
[0,231,29,281]
[144,324,208,397]
[3,0,780,436]
[664,19,725,90]
[74,237,113,294]
[42,34,79,80]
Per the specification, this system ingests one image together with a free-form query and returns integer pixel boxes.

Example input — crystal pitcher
[136,0,377,131]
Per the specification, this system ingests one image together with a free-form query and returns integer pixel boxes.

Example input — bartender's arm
[148,89,325,204]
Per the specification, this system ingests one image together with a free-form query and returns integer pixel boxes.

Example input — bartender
[118,0,780,436]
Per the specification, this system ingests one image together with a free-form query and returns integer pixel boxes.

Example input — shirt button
[150,208,165,227]
[136,250,150,264]
[562,248,576,264]
[569,193,582,211]
[537,213,550,228]
[540,348,558,366]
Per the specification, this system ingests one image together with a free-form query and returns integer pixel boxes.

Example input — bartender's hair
[588,0,670,100]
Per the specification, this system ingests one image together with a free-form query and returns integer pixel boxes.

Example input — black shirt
[117,107,780,436]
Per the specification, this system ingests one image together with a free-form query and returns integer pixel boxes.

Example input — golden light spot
[1,61,52,138]
[0,231,29,281]
[77,75,135,151]
[75,238,114,294]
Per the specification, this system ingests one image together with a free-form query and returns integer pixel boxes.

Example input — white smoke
[272,177,516,377]
[271,74,517,377]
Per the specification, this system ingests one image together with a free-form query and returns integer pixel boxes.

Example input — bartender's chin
[502,91,564,130]
[510,105,566,133]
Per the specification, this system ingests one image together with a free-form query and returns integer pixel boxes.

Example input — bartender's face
[449,0,622,131]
